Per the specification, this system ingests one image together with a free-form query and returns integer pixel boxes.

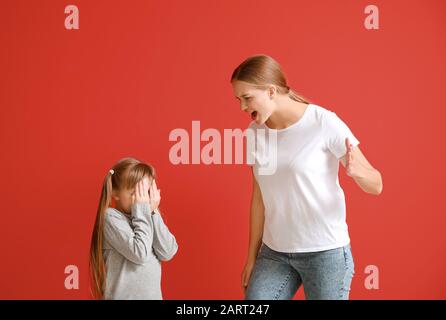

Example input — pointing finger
[345,137,351,153]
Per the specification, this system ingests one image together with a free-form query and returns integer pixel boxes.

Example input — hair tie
[109,169,114,175]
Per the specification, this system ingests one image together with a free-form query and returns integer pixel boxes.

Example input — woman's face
[232,80,275,125]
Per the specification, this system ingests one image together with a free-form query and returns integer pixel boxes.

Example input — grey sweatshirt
[102,202,178,300]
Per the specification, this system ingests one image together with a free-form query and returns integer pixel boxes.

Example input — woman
[231,54,383,300]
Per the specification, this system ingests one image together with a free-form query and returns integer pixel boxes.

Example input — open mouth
[250,111,258,120]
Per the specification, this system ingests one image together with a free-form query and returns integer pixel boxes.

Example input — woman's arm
[241,168,265,290]
[340,140,383,195]
[247,171,265,262]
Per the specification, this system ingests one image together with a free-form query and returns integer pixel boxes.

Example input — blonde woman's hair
[231,54,312,104]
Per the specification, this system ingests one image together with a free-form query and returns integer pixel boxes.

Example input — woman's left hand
[344,137,362,178]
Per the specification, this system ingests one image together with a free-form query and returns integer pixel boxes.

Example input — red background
[1,0,445,299]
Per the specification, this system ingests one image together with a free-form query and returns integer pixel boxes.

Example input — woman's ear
[268,85,276,99]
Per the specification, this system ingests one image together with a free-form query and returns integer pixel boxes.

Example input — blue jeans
[245,243,355,300]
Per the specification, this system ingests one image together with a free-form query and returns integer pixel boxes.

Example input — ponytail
[286,86,312,104]
[89,170,113,299]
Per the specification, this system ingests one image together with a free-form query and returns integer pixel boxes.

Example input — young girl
[89,157,178,300]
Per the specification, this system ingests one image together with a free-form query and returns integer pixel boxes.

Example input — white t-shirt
[248,103,360,253]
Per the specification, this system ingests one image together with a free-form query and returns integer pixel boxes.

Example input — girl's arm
[151,208,178,261]
[104,202,154,265]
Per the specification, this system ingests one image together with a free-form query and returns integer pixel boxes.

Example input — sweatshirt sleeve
[151,208,178,261]
[104,202,154,265]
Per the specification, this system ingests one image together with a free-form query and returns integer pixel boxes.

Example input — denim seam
[338,246,354,300]
[273,270,292,300]
[338,247,348,299]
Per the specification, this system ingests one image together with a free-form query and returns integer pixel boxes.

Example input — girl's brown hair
[89,157,156,299]
[231,54,312,104]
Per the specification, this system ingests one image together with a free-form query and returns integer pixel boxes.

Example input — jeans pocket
[257,243,278,260]
[257,243,266,257]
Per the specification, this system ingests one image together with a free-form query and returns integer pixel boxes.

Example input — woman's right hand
[241,260,255,294]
